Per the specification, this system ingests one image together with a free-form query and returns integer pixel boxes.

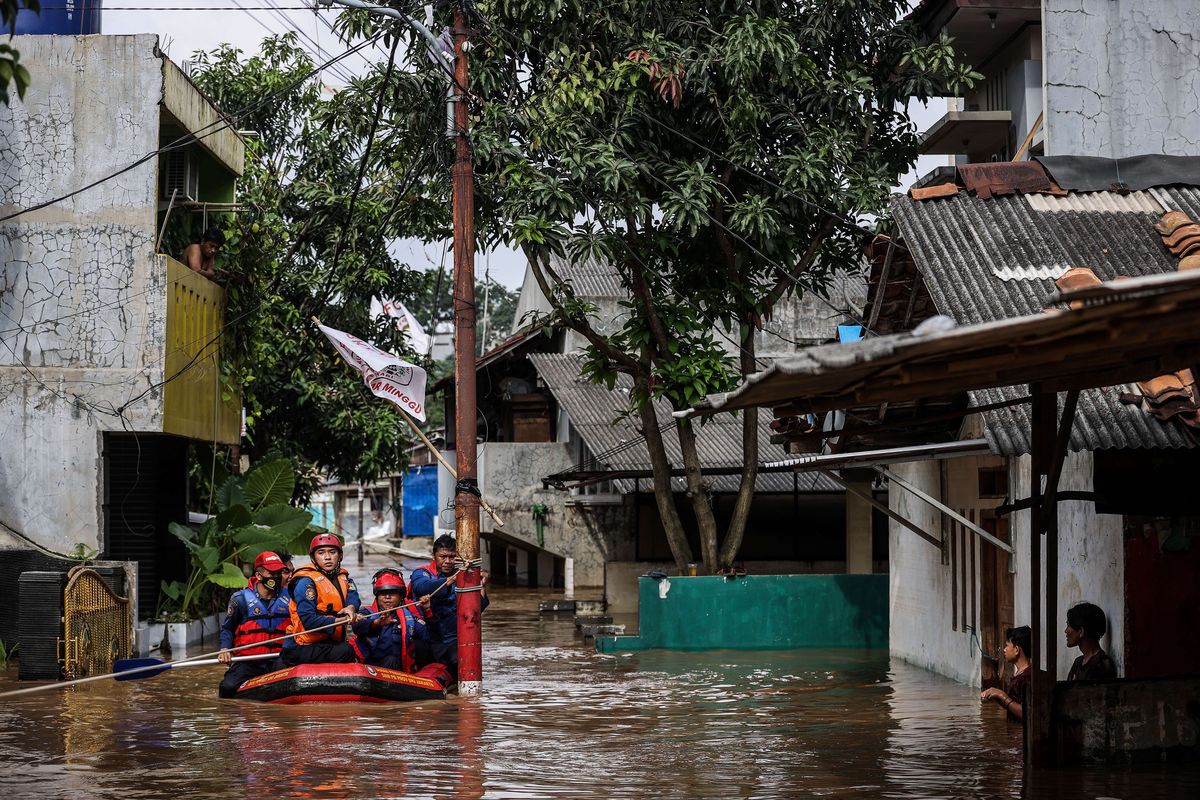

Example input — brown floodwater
[0,554,1196,799]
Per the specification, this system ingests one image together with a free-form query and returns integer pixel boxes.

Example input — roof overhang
[690,271,1200,418]
[920,110,1012,156]
[909,1,1042,69]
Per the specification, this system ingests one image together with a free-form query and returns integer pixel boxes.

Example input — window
[978,466,1007,499]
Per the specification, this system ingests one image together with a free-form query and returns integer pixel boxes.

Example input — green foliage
[187,33,451,486]
[352,0,977,569]
[66,542,100,562]
[0,639,16,670]
[158,459,319,619]
[0,0,36,105]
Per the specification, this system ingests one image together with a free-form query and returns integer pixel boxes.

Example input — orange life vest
[287,563,353,645]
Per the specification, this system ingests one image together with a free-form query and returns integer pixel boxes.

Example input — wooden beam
[876,465,1013,554]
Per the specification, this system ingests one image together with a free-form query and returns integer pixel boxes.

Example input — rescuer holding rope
[216,551,291,698]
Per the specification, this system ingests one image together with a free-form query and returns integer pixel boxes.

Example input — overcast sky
[103,1,946,289]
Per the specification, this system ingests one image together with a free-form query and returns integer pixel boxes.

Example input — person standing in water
[981,626,1032,721]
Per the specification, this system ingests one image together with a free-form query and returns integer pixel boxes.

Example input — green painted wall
[596,574,888,652]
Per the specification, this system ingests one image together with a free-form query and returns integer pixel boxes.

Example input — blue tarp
[402,465,438,537]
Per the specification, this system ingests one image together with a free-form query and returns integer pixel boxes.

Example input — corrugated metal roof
[529,352,836,493]
[891,188,1199,454]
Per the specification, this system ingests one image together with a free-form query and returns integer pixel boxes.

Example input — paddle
[113,652,277,681]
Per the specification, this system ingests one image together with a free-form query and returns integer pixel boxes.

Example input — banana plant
[160,458,320,620]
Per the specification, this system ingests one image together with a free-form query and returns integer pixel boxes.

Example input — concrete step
[579,623,626,638]
[574,615,613,627]
[538,600,576,613]
[574,599,606,615]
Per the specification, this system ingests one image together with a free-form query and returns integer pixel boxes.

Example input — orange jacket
[287,564,356,645]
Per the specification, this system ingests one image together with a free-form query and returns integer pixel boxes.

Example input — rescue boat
[235,662,453,704]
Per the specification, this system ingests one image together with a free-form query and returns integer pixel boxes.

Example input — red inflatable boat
[235,662,453,704]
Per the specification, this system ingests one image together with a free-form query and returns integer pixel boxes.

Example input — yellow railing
[162,256,240,444]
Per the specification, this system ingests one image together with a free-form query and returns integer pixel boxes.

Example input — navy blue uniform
[409,563,488,673]
[352,604,429,671]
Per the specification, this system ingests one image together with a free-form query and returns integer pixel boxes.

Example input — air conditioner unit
[161,148,199,202]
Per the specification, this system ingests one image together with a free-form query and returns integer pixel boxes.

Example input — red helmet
[309,533,342,555]
[372,568,405,593]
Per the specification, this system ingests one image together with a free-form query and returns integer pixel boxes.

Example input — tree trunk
[719,322,758,567]
[675,416,720,573]
[638,394,694,571]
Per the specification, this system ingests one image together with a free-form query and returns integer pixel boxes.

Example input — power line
[0,32,383,225]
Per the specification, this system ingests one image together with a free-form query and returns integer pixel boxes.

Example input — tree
[355,1,975,573]
[1,0,36,104]
[405,266,520,353]
[185,33,453,493]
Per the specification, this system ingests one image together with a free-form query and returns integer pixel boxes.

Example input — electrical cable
[0,32,384,225]
[477,18,883,338]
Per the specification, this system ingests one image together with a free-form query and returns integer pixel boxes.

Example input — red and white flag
[371,297,432,356]
[317,322,428,423]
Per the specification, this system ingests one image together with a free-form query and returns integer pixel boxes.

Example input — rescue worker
[217,551,291,698]
[281,533,360,665]
[352,568,429,671]
[409,534,489,674]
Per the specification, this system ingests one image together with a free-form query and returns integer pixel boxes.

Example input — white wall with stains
[0,36,167,554]
[1044,0,1200,158]
[1010,452,1124,678]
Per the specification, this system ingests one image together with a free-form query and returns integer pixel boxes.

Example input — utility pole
[316,0,482,694]
[450,2,483,697]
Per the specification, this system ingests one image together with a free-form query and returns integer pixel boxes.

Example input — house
[692,266,1200,764]
[910,0,1200,163]
[435,254,881,607]
[0,35,243,634]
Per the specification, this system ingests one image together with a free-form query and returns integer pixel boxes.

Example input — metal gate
[63,567,132,678]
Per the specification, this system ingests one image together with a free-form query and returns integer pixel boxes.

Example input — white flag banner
[317,322,428,423]
[371,296,432,356]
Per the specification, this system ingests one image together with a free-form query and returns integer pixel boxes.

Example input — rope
[0,567,462,699]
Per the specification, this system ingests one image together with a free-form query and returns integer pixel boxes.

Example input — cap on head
[372,569,405,593]
[254,551,286,572]
[309,533,343,555]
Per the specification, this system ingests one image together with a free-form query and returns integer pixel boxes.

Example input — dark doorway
[102,433,189,619]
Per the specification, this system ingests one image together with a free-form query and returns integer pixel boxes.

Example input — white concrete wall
[437,442,636,587]
[1011,452,1124,677]
[888,460,981,686]
[0,36,167,555]
[1044,0,1200,157]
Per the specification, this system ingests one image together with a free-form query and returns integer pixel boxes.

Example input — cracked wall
[1045,1,1200,157]
[0,35,167,554]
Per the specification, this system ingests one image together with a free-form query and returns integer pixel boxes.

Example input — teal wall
[596,574,888,653]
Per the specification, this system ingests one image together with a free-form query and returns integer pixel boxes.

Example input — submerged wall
[1053,677,1200,765]
[595,574,888,652]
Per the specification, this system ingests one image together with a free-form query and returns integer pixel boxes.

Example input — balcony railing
[162,256,240,444]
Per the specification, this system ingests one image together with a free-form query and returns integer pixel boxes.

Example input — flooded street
[1,557,1196,799]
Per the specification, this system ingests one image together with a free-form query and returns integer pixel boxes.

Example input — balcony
[919,109,1012,157]
[161,255,240,444]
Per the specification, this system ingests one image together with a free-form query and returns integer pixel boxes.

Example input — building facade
[0,35,243,619]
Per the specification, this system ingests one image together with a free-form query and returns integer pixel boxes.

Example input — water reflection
[1,582,1198,799]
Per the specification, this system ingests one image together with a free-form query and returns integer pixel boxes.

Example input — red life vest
[288,564,353,645]
[353,603,415,672]
[232,587,292,655]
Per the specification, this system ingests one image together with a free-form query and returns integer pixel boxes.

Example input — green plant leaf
[244,459,295,510]
[232,525,285,546]
[196,544,221,574]
[168,521,197,544]
[216,503,252,530]
[216,476,246,512]
[207,561,250,589]
[160,580,184,601]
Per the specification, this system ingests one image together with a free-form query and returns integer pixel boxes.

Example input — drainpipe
[531,503,548,548]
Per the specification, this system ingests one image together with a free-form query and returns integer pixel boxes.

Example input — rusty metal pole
[451,3,483,697]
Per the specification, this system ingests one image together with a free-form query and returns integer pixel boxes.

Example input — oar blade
[112,657,171,681]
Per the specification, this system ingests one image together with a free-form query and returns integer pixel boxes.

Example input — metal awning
[690,271,1200,419]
